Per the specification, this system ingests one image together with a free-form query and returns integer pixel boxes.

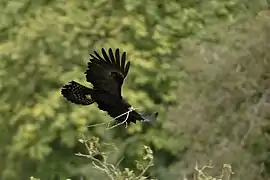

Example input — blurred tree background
[0,0,270,179]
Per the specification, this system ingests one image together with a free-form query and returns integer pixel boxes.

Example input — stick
[87,107,136,129]
[107,110,131,129]
[87,122,107,128]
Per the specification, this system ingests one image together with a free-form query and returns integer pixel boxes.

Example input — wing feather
[108,48,116,64]
[120,52,126,71]
[89,54,101,64]
[115,49,120,66]
[85,48,130,97]
[101,48,111,63]
[93,51,105,62]
[124,61,130,76]
[61,81,94,105]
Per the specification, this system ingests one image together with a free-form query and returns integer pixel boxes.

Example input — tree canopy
[0,0,269,179]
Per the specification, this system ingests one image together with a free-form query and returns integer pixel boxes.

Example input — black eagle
[61,48,158,125]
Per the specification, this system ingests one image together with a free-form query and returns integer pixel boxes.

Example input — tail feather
[142,112,159,123]
[61,81,94,105]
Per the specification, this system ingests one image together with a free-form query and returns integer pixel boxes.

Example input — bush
[29,137,234,180]
[165,11,270,180]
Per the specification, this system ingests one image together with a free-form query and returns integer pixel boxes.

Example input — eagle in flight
[61,48,158,125]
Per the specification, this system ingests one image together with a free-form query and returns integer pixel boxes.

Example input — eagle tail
[61,81,94,105]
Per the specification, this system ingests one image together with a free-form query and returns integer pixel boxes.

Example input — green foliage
[73,137,155,180]
[30,137,233,180]
[0,0,269,179]
[166,11,270,180]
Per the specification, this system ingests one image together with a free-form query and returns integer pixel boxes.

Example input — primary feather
[61,48,157,124]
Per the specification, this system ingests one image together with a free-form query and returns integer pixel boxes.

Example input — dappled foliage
[0,0,269,179]
[166,11,270,180]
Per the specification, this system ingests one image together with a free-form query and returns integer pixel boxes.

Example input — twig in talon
[87,122,107,128]
[106,119,115,128]
[114,107,135,120]
[87,108,135,129]
[107,109,132,129]
[107,112,130,130]
[106,108,135,129]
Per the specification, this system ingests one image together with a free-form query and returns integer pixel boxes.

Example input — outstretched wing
[61,81,94,105]
[85,48,130,98]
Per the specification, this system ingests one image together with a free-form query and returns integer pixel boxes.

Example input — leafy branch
[75,135,155,180]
